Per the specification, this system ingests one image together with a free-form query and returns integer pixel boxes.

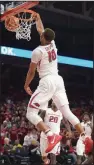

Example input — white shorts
[40,136,61,157]
[28,75,69,112]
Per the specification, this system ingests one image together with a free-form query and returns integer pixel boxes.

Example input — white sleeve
[51,40,57,51]
[61,114,63,121]
[51,40,55,43]
[31,49,42,64]
[24,136,28,142]
[23,136,28,145]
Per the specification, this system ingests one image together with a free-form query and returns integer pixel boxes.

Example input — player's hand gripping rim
[24,86,32,96]
[32,13,40,22]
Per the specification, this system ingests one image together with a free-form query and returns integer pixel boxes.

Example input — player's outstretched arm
[34,13,44,35]
[24,62,37,95]
[24,48,42,95]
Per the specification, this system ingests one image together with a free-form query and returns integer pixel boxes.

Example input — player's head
[82,112,91,122]
[51,101,57,111]
[40,28,55,45]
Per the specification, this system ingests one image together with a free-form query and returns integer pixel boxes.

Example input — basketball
[5,16,19,32]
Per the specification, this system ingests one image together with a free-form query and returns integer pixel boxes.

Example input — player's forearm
[36,15,44,35]
[24,70,35,87]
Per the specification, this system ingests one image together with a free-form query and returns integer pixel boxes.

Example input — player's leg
[52,76,84,133]
[50,153,56,165]
[40,137,50,165]
[52,75,93,154]
[26,77,62,153]
[49,142,60,165]
[26,90,52,135]
[42,156,50,165]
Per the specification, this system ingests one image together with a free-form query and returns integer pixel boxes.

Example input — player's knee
[26,110,42,126]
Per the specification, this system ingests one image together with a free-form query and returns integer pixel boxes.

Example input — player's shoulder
[32,46,40,52]
[51,40,55,44]
[57,110,62,118]
[32,46,44,54]
[51,40,56,47]
[32,47,44,59]
[86,121,91,126]
[81,122,84,126]
[46,108,53,114]
[46,108,52,112]
[24,135,28,139]
[57,110,62,115]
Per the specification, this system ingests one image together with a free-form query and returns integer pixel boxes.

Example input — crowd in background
[0,90,93,165]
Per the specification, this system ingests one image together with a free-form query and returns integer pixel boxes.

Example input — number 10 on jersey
[48,49,56,62]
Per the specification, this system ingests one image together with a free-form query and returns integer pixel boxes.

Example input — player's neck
[52,109,57,112]
[41,41,51,46]
[84,120,89,123]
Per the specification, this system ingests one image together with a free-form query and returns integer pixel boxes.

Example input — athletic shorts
[27,74,69,112]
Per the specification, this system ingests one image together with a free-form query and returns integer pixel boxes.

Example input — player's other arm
[35,14,44,35]
[24,62,37,95]
[24,49,41,95]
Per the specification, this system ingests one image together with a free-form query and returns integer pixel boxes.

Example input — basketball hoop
[5,10,37,41]
[1,1,39,41]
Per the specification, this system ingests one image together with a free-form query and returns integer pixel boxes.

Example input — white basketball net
[15,12,35,41]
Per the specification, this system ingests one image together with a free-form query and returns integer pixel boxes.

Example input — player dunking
[24,14,93,154]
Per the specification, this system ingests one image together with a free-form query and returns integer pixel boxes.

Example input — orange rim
[22,9,37,15]
[5,10,37,22]
[1,1,39,21]
[17,9,37,21]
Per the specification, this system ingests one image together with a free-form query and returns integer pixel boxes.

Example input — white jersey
[41,108,62,139]
[31,40,58,78]
[81,121,92,137]
[23,134,33,146]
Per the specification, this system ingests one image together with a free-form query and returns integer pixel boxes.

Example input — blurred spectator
[76,112,93,165]
[32,128,39,141]
[4,138,12,154]
[23,130,33,146]
[10,124,18,144]
[12,139,22,151]
[3,117,12,129]
[81,112,92,137]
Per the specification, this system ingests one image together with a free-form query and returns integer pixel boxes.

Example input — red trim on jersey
[29,92,40,109]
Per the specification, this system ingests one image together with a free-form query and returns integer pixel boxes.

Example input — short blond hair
[4,137,10,143]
